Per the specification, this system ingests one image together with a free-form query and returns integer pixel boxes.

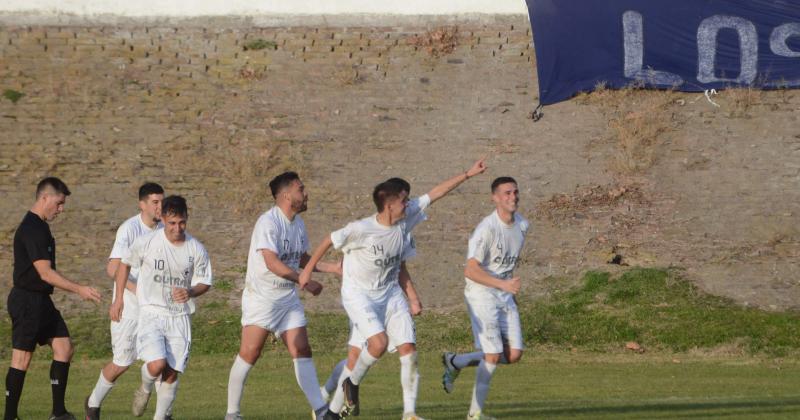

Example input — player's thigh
[138,313,168,365]
[386,300,415,355]
[162,316,191,373]
[281,326,312,358]
[466,298,504,354]
[110,317,138,367]
[239,325,270,362]
[500,303,525,359]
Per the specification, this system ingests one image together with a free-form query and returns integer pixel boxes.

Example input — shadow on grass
[367,397,800,419]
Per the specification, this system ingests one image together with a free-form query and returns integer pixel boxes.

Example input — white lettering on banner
[623,11,684,85]
[697,15,758,84]
[623,11,800,87]
[770,23,800,57]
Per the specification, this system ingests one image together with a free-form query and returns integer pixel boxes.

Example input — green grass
[8,354,800,419]
[524,268,800,355]
[5,268,800,418]
[243,39,277,51]
[2,88,24,103]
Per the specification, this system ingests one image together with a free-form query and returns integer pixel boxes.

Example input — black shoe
[341,377,360,417]
[323,410,341,420]
[85,396,101,420]
[48,412,76,420]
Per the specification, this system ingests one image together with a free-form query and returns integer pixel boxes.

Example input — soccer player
[110,195,212,420]
[85,182,164,420]
[5,177,102,420]
[441,177,529,420]
[319,160,488,420]
[224,172,335,420]
[301,180,432,419]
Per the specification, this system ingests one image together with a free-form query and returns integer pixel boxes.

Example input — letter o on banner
[771,23,800,57]
[697,15,758,84]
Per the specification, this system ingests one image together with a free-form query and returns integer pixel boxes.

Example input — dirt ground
[1,17,799,314]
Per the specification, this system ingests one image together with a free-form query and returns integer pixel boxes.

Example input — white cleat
[467,410,497,420]
[224,412,243,420]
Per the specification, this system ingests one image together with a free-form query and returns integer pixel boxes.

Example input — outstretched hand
[466,158,488,178]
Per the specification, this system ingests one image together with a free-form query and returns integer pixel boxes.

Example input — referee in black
[5,177,101,420]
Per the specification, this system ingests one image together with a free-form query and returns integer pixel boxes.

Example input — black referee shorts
[7,287,70,352]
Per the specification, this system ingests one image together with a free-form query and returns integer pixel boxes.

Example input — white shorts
[465,291,524,355]
[343,284,415,353]
[110,288,140,367]
[241,289,307,337]
[137,310,192,372]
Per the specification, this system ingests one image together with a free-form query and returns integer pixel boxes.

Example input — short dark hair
[385,177,411,194]
[269,172,300,199]
[36,177,71,198]
[372,180,406,212]
[138,182,164,201]
[161,195,188,218]
[491,176,517,193]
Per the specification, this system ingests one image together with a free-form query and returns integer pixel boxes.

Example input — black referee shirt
[12,211,55,294]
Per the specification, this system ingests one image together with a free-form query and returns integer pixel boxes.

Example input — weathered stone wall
[1,17,799,314]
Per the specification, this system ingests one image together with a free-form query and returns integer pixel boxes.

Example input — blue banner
[526,0,800,105]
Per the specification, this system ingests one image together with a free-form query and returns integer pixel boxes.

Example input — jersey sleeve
[254,216,280,254]
[21,225,51,263]
[191,243,213,286]
[467,224,492,265]
[404,195,430,231]
[108,223,132,260]
[122,236,145,269]
[331,222,357,250]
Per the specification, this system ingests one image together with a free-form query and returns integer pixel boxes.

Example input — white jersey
[465,210,529,300]
[244,206,309,300]
[331,215,415,292]
[405,194,430,231]
[109,213,163,283]
[124,229,213,316]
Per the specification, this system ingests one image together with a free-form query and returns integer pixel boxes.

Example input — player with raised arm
[318,160,488,420]
[441,177,529,420]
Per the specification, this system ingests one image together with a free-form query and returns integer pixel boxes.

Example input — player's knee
[507,350,523,364]
[484,353,502,364]
[52,340,74,362]
[239,344,262,364]
[147,360,167,376]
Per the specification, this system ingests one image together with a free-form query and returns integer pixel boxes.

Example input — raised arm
[426,158,487,204]
[464,258,520,295]
[33,260,101,303]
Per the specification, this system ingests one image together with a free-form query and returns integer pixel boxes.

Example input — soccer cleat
[441,352,461,394]
[224,413,243,420]
[84,396,100,420]
[466,410,497,420]
[322,410,341,420]
[341,377,360,417]
[131,388,151,417]
[163,416,174,420]
[48,412,76,420]
[401,413,427,420]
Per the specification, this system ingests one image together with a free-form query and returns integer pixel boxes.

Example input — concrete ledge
[0,12,528,28]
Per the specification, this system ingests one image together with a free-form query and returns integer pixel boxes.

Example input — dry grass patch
[407,26,459,57]
[722,86,762,118]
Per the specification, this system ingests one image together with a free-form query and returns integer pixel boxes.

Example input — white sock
[154,379,178,420]
[469,360,497,415]
[325,358,347,396]
[87,371,115,408]
[226,355,253,415]
[328,366,351,413]
[400,352,420,414]
[293,358,326,411]
[141,363,157,393]
[453,352,484,369]
[165,378,178,416]
[350,351,379,385]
